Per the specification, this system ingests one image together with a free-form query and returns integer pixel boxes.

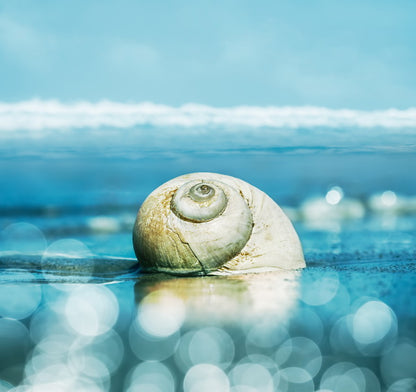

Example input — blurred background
[1,0,416,209]
[1,0,416,107]
[0,1,416,391]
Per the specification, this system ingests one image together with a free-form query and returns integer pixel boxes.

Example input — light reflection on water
[0,151,416,390]
[0,262,413,391]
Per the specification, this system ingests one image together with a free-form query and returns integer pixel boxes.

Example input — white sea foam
[1,100,416,132]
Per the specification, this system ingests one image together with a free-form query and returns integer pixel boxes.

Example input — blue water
[0,121,415,391]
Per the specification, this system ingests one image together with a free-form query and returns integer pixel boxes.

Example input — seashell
[132,173,305,275]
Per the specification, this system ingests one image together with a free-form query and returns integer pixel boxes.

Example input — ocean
[0,101,415,391]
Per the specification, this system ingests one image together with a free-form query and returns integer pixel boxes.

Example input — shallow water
[0,252,414,391]
[1,130,416,391]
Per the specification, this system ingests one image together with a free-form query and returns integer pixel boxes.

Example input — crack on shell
[169,226,208,275]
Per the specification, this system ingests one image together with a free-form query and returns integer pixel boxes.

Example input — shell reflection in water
[133,172,305,275]
[134,271,301,325]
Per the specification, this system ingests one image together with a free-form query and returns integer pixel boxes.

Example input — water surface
[0,120,415,391]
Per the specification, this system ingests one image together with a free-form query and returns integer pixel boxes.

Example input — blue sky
[1,0,415,109]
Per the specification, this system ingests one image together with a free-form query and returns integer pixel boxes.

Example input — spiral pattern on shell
[133,172,305,275]
[171,181,228,222]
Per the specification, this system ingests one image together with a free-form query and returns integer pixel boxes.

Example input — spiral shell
[133,172,305,275]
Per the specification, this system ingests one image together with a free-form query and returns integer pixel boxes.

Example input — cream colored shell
[133,172,305,275]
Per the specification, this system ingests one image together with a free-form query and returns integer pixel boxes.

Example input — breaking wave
[1,100,416,131]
